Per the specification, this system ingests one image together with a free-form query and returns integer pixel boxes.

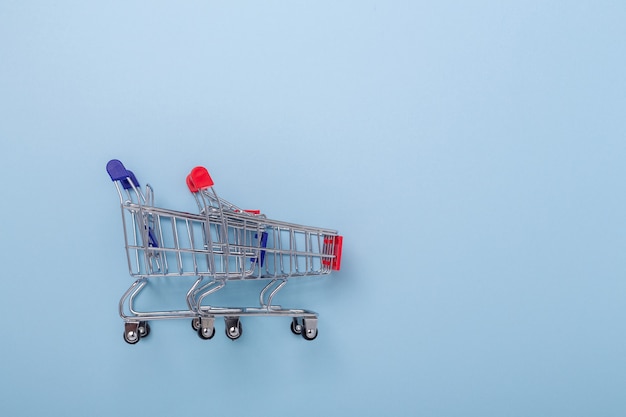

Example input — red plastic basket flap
[322,235,343,271]
[189,166,214,190]
[332,236,343,271]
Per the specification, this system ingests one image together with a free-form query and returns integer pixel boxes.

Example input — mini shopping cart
[106,159,343,344]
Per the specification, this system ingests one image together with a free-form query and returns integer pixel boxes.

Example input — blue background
[1,1,625,415]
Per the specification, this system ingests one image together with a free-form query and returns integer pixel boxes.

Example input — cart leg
[225,317,242,340]
[123,322,141,345]
[302,317,318,341]
[197,317,215,340]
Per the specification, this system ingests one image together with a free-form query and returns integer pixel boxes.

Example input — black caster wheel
[302,327,318,341]
[225,317,242,341]
[191,318,200,332]
[138,322,150,338]
[291,318,303,335]
[300,318,318,341]
[198,325,215,340]
[123,326,140,345]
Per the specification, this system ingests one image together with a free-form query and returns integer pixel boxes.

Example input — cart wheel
[290,318,302,335]
[225,317,242,340]
[302,326,318,341]
[138,322,150,338]
[198,326,215,340]
[191,318,200,332]
[123,329,140,345]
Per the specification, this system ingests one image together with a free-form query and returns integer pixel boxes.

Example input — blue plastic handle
[106,159,128,181]
[122,170,139,190]
[106,159,140,189]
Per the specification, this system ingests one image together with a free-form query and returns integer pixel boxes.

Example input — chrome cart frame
[107,160,342,344]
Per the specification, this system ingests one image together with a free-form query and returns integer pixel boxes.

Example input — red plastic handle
[187,166,214,192]
[186,174,198,192]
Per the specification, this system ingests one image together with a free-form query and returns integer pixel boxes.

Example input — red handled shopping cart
[106,160,343,344]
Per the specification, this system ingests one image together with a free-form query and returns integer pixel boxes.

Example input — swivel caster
[291,318,303,335]
[301,318,318,341]
[138,321,150,338]
[123,322,141,345]
[196,317,215,340]
[225,317,242,341]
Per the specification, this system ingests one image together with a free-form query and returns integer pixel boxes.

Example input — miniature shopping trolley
[106,159,343,344]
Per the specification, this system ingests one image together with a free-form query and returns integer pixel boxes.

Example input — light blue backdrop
[1,1,625,416]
